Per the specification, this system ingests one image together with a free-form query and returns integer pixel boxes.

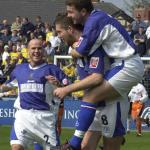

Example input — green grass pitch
[0,126,149,150]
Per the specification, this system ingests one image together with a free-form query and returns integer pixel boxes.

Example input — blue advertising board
[0,98,150,131]
[63,100,80,128]
[0,98,80,127]
[0,99,16,125]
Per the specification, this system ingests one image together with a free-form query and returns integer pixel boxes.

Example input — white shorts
[88,97,129,137]
[105,54,144,98]
[10,109,60,150]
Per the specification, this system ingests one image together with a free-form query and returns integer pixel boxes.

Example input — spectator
[145,25,150,55]
[18,34,27,44]
[17,52,28,64]
[10,45,19,61]
[21,17,35,40]
[29,32,36,41]
[7,40,13,52]
[134,26,147,56]
[47,28,61,56]
[126,24,134,39]
[35,16,45,32]
[131,14,147,35]
[16,41,22,51]
[2,45,10,65]
[44,41,54,63]
[45,22,53,42]
[11,16,22,32]
[0,28,11,44]
[2,55,16,79]
[34,27,46,41]
[20,43,28,59]
[10,30,20,44]
[0,19,10,33]
[48,28,61,49]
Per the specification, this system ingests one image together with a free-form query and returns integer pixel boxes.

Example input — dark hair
[65,0,94,12]
[55,13,84,31]
[55,13,74,29]
[73,24,84,32]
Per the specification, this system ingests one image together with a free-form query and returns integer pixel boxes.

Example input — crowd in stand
[127,14,150,57]
[0,14,150,99]
[126,14,150,97]
[0,16,70,76]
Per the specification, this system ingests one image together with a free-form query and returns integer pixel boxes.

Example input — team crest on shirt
[62,78,68,85]
[89,57,99,68]
[76,37,83,47]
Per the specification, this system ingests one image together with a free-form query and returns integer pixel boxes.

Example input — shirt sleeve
[76,28,99,56]
[76,11,111,56]
[57,68,68,86]
[49,64,68,86]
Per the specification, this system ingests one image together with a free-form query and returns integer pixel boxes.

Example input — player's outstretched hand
[53,87,69,99]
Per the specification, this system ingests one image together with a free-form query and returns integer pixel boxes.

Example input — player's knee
[81,141,96,150]
[11,144,24,150]
[103,136,123,150]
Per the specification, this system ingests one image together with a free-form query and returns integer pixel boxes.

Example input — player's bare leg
[103,136,123,150]
[83,80,120,103]
[136,117,142,136]
[81,131,101,150]
[11,144,24,150]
